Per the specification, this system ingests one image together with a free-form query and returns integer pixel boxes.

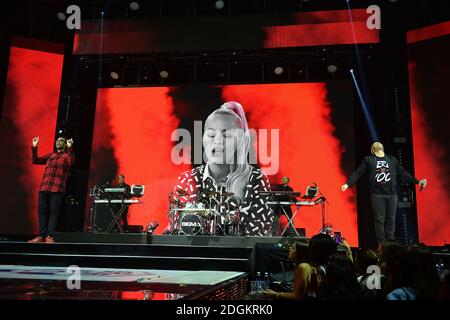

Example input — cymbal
[220,191,234,197]
[203,190,234,198]
[204,191,220,198]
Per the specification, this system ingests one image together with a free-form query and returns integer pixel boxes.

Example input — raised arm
[31,136,50,165]
[64,138,75,167]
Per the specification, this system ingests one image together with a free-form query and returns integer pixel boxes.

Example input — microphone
[419,179,427,192]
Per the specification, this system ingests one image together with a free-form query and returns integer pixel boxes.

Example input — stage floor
[0,233,296,299]
[0,265,246,300]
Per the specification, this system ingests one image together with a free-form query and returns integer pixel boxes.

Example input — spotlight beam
[350,69,379,141]
[346,0,371,107]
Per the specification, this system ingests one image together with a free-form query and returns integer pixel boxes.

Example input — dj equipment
[104,188,126,193]
[89,184,143,233]
[260,191,301,197]
[131,185,145,197]
[303,184,319,199]
[266,201,315,206]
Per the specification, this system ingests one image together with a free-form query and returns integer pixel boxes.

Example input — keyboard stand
[105,200,126,233]
[280,204,301,237]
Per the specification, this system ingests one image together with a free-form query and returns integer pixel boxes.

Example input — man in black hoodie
[341,142,426,245]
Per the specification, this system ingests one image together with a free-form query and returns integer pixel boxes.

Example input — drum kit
[168,188,244,236]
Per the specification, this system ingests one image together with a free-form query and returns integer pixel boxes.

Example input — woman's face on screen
[203,115,241,165]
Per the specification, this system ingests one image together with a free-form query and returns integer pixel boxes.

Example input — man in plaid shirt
[28,136,75,243]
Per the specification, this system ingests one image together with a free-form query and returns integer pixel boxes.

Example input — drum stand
[214,200,229,235]
[169,207,175,234]
[168,193,181,234]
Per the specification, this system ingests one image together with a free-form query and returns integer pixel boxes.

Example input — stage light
[138,67,153,81]
[327,65,338,74]
[110,71,120,80]
[129,2,140,11]
[159,70,169,79]
[56,12,66,21]
[146,222,159,235]
[274,67,284,75]
[215,1,225,10]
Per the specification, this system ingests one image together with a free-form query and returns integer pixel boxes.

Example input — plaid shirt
[32,146,75,192]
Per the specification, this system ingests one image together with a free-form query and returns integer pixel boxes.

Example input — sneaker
[28,236,45,243]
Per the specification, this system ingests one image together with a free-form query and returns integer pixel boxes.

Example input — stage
[0,265,248,300]
[0,233,304,300]
[0,233,302,270]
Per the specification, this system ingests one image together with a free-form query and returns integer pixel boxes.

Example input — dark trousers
[272,206,295,236]
[370,193,398,244]
[38,191,64,237]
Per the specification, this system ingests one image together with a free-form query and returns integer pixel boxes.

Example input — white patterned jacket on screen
[172,164,273,236]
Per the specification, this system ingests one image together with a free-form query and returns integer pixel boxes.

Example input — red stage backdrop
[0,38,63,234]
[408,21,450,246]
[89,83,358,245]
